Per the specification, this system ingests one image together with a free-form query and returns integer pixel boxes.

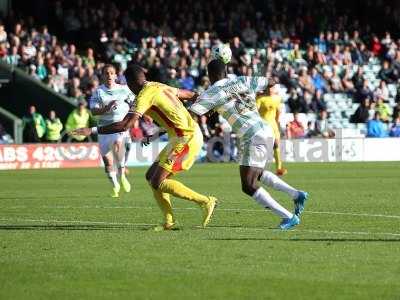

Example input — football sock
[151,185,174,224]
[274,147,282,170]
[106,171,119,188]
[158,179,209,205]
[252,187,293,219]
[260,170,299,198]
[117,167,126,178]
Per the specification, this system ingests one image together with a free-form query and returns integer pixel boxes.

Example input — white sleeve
[239,76,268,93]
[190,88,223,115]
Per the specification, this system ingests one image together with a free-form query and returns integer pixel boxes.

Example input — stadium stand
[1,0,400,142]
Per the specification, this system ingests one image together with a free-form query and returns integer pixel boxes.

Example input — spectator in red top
[371,35,382,56]
[286,112,305,139]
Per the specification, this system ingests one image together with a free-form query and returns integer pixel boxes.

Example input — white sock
[107,171,119,188]
[252,187,293,219]
[260,171,299,199]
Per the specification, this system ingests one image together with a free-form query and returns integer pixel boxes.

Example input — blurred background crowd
[1,0,400,145]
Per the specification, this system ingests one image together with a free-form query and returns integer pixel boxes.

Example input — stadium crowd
[1,0,400,143]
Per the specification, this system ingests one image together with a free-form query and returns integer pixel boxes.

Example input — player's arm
[189,87,222,116]
[275,107,281,126]
[177,89,198,102]
[71,112,140,136]
[90,100,117,115]
[239,76,268,93]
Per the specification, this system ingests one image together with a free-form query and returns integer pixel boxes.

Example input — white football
[211,44,232,64]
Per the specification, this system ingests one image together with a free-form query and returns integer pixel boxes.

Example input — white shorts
[238,127,275,169]
[98,131,131,157]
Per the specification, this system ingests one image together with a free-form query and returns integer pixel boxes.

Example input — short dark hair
[207,59,226,78]
[102,64,116,74]
[124,64,144,82]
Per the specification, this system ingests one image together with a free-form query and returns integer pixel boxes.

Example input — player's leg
[258,169,308,216]
[102,153,120,198]
[99,134,120,197]
[240,165,298,230]
[271,125,287,176]
[124,134,132,175]
[239,131,299,229]
[145,162,175,228]
[150,130,217,228]
[274,139,287,176]
[113,136,131,192]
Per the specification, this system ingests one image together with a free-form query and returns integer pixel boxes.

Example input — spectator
[374,80,389,101]
[0,123,14,144]
[287,89,308,113]
[351,98,371,123]
[178,68,194,90]
[0,24,7,43]
[310,89,327,113]
[22,105,46,142]
[4,46,20,65]
[65,101,91,142]
[378,60,395,83]
[166,69,181,88]
[310,68,326,92]
[45,110,63,142]
[315,110,335,138]
[286,112,305,139]
[392,101,400,121]
[389,117,400,137]
[356,79,374,103]
[375,97,391,122]
[197,76,210,94]
[82,48,95,68]
[367,112,387,137]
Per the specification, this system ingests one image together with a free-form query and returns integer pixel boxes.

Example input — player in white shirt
[89,64,135,197]
[190,60,309,229]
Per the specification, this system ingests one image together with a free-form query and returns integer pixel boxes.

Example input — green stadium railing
[0,106,23,143]
[0,61,77,122]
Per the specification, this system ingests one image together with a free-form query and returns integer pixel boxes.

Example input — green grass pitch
[0,162,399,299]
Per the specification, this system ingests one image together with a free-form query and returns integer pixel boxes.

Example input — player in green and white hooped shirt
[190,60,309,230]
[89,64,135,198]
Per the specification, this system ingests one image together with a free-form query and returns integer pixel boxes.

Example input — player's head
[124,64,146,94]
[102,64,117,87]
[267,79,278,96]
[207,59,227,84]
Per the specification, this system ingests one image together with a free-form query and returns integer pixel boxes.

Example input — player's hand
[106,100,117,111]
[71,127,92,136]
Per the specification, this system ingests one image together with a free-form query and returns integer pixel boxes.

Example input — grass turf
[0,162,399,299]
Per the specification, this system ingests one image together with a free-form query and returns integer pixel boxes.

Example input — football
[211,43,232,64]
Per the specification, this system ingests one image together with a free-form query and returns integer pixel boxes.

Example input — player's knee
[150,177,163,190]
[241,182,257,196]
[104,165,113,173]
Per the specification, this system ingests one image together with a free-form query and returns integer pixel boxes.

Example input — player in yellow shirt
[256,80,287,176]
[73,65,217,230]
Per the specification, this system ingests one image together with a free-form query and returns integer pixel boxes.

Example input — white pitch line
[2,205,400,220]
[0,217,399,237]
[0,217,156,227]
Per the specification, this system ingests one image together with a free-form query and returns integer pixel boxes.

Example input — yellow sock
[274,147,282,170]
[150,186,174,224]
[158,179,209,205]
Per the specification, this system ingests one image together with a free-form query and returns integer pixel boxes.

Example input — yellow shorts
[157,125,203,174]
